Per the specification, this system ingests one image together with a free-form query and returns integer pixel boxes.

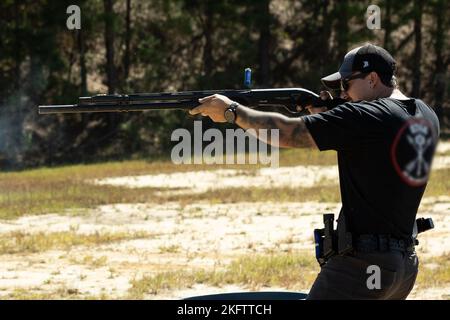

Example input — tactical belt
[353,234,415,253]
[314,216,434,266]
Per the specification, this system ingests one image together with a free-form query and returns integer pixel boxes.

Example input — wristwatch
[224,102,239,124]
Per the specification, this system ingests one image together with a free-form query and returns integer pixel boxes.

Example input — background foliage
[0,0,448,169]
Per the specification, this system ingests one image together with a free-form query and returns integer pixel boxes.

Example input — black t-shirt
[303,98,440,238]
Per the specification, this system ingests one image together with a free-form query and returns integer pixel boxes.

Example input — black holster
[314,213,351,266]
[314,214,435,267]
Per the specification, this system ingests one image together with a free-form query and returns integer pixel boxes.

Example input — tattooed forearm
[284,118,317,148]
[235,104,317,149]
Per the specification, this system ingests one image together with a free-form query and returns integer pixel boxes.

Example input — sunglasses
[341,72,368,91]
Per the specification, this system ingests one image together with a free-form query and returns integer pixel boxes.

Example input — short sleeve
[302,102,389,151]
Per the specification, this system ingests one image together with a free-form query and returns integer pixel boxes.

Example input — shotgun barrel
[38,88,344,115]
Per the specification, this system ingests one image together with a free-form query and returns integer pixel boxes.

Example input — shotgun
[38,69,345,115]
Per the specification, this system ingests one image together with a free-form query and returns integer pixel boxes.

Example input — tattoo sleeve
[235,104,317,149]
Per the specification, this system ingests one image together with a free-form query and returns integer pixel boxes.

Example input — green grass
[2,252,448,299]
[128,252,450,299]
[278,148,336,167]
[424,168,450,198]
[0,148,335,219]
[0,230,152,255]
[416,254,450,289]
[127,252,318,298]
[0,183,162,220]
[158,244,181,254]
[0,145,447,300]
[3,287,112,300]
[69,255,109,268]
[163,184,341,204]
[0,146,448,220]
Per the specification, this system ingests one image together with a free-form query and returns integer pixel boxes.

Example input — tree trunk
[319,0,332,80]
[103,0,117,137]
[257,0,271,87]
[78,29,87,96]
[202,0,214,88]
[334,0,349,62]
[14,0,21,90]
[104,0,116,94]
[67,33,76,84]
[123,0,131,82]
[411,0,423,97]
[432,0,447,121]
[383,0,392,52]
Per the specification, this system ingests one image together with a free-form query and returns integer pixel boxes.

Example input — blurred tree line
[0,0,448,169]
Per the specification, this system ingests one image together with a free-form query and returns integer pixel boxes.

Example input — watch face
[224,109,236,123]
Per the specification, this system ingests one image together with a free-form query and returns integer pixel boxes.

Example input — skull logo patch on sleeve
[391,119,437,187]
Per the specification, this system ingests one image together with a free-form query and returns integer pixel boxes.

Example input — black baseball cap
[321,43,396,90]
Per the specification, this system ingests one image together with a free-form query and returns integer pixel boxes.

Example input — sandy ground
[0,201,336,297]
[437,141,450,154]
[0,144,448,299]
[0,197,448,299]
[93,165,340,196]
[92,156,449,196]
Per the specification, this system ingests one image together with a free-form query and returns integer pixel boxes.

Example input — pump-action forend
[38,88,346,115]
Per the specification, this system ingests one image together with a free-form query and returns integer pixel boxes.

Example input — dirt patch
[437,141,450,154]
[408,286,450,300]
[92,165,340,196]
[0,201,335,298]
[0,197,448,299]
[92,156,449,196]
[1,145,448,299]
[433,156,450,169]
[415,196,450,258]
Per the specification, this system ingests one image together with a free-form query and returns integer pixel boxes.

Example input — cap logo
[363,61,369,68]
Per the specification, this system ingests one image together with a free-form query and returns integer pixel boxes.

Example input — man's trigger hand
[189,94,234,123]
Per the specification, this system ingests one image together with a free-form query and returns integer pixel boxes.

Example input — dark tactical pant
[307,250,419,300]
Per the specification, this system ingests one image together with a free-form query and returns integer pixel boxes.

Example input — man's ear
[369,72,379,87]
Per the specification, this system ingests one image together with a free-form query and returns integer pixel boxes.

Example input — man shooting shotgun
[39,43,439,300]
[190,43,439,300]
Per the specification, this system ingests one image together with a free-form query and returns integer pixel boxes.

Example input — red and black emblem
[391,118,436,187]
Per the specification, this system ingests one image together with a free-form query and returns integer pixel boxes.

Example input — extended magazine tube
[38,88,345,115]
[38,101,197,114]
